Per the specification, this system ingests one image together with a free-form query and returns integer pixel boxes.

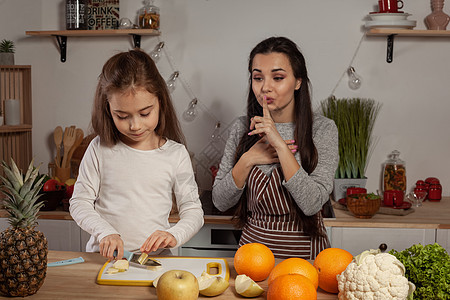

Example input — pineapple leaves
[1,161,22,191]
[0,159,46,228]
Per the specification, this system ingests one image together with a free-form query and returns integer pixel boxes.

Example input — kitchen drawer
[330,227,435,255]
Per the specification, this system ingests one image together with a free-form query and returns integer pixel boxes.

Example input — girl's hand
[140,230,177,254]
[100,234,124,260]
[249,96,286,150]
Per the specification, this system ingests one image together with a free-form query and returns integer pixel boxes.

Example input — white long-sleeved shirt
[69,136,204,253]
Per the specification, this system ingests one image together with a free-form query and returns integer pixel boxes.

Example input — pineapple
[0,158,48,297]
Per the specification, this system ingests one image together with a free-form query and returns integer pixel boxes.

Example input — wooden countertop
[328,197,450,229]
[0,251,337,299]
[1,197,449,228]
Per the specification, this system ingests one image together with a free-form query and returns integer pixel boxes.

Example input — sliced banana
[235,274,264,298]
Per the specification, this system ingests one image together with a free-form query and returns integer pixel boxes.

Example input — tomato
[43,179,65,192]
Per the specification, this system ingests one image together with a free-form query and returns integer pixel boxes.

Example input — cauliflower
[337,249,415,300]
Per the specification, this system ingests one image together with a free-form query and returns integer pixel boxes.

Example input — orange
[233,243,275,282]
[268,257,319,289]
[267,274,317,300]
[313,247,353,293]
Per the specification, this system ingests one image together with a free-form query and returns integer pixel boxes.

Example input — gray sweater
[212,114,339,216]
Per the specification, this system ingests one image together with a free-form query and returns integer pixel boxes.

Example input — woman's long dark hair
[233,37,324,238]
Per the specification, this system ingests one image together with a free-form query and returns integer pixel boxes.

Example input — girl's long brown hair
[233,37,325,238]
[91,49,185,146]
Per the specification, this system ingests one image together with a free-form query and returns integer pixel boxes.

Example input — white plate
[368,12,411,21]
[365,20,416,29]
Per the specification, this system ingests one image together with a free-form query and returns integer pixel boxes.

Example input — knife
[113,250,161,267]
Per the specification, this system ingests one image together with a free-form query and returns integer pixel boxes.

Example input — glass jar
[139,0,160,30]
[66,0,88,30]
[383,150,407,193]
[428,179,442,201]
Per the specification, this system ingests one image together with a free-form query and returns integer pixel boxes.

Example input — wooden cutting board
[96,256,230,286]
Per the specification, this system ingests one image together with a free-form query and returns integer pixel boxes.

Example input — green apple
[156,270,199,300]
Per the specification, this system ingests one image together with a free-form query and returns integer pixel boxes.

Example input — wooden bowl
[346,193,381,219]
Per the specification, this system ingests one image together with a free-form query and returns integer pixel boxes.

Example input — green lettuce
[389,243,450,300]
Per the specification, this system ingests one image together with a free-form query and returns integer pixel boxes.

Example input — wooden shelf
[366,29,450,63]
[25,29,160,37]
[367,28,450,37]
[25,29,160,62]
[0,124,32,133]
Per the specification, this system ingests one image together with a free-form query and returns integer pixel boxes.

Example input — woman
[212,37,338,259]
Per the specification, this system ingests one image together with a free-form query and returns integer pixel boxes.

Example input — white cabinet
[436,229,450,253]
[330,227,436,255]
[0,218,88,252]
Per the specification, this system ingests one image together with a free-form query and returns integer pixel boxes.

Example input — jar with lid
[139,0,160,30]
[66,0,88,30]
[383,150,407,193]
[428,179,442,201]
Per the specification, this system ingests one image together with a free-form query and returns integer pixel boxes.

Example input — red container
[428,183,442,201]
[346,187,367,196]
[384,190,404,207]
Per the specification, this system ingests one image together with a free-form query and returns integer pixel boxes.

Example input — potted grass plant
[0,39,15,65]
[320,96,382,201]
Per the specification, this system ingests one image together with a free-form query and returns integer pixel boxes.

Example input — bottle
[138,0,160,30]
[383,150,406,193]
[66,0,88,30]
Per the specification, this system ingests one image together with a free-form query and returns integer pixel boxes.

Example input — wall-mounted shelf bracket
[55,35,68,63]
[131,34,141,48]
[386,34,396,63]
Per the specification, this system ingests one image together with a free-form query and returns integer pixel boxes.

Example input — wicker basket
[346,193,381,219]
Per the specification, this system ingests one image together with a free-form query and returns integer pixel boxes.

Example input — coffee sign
[88,0,119,30]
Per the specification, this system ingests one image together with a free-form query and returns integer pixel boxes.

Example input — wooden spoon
[66,128,84,168]
[53,126,63,168]
[61,126,77,169]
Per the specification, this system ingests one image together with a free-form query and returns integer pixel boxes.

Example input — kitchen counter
[0,251,337,299]
[328,197,450,229]
[2,197,448,228]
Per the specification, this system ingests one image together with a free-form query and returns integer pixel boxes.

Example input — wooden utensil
[61,126,76,169]
[66,128,84,168]
[53,126,63,168]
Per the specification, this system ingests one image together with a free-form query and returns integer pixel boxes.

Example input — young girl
[212,37,338,259]
[70,49,203,260]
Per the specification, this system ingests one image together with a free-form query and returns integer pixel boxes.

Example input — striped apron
[239,166,330,260]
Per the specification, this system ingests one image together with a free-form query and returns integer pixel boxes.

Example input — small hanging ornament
[150,41,164,62]
[210,122,222,141]
[166,71,179,93]
[183,98,198,122]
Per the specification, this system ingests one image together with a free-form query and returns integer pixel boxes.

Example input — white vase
[5,99,20,125]
[333,178,368,201]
